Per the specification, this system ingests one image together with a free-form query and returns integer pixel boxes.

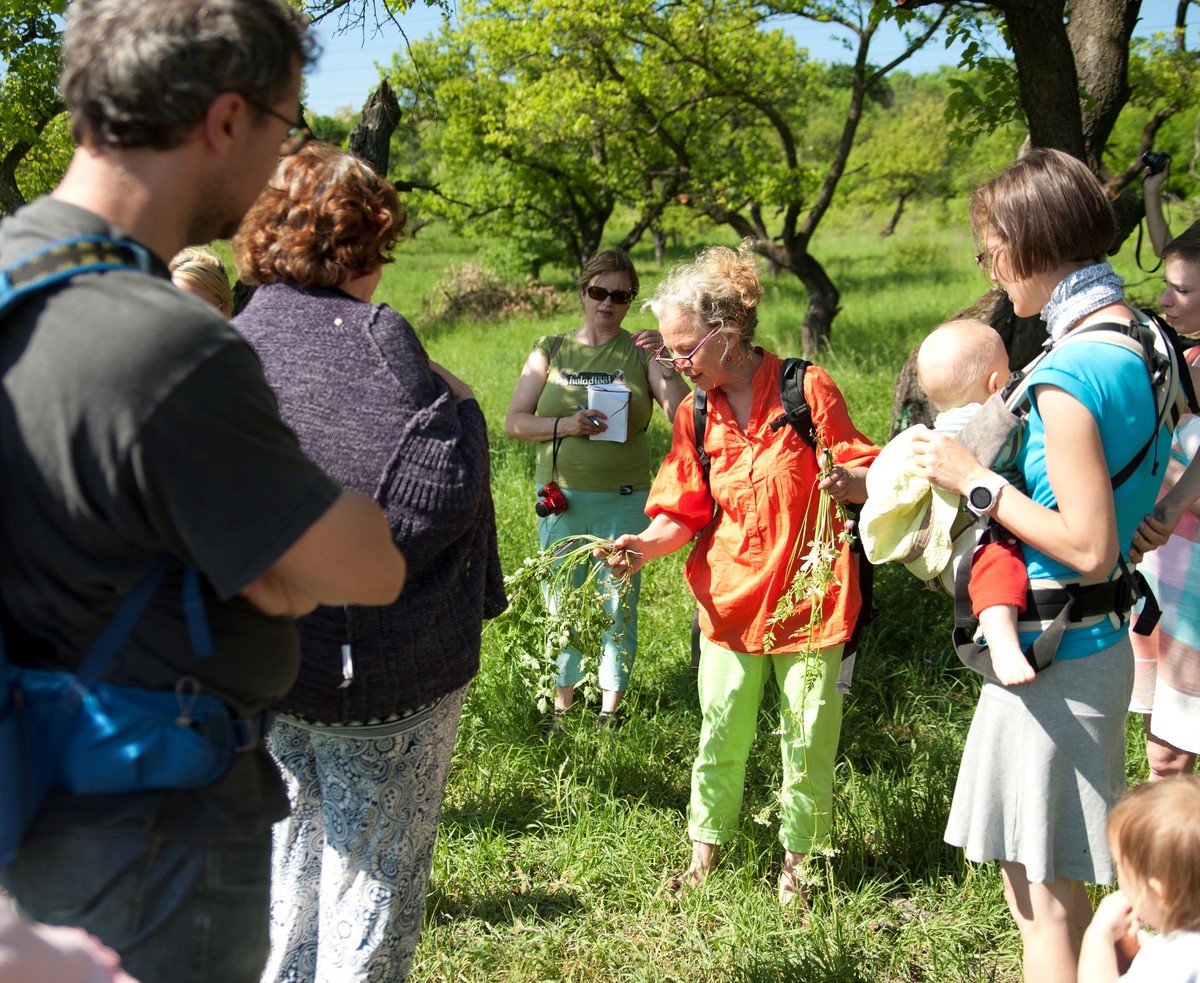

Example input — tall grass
[385,208,1157,981]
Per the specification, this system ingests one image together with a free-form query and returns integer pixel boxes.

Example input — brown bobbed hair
[1163,221,1200,268]
[970,148,1116,282]
[576,249,640,296]
[234,141,406,290]
[1108,774,1200,934]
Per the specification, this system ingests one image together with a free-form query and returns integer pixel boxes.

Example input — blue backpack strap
[72,556,173,690]
[0,236,153,320]
[181,566,215,658]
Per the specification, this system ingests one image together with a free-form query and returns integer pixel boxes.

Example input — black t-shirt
[0,199,342,837]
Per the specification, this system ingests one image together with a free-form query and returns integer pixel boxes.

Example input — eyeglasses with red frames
[584,284,637,305]
[651,323,724,370]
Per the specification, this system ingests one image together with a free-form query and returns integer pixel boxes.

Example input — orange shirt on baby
[647,350,879,655]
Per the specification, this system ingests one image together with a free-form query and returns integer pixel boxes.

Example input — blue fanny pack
[0,558,269,865]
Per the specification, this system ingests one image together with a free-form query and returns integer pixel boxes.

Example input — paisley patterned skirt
[260,684,468,983]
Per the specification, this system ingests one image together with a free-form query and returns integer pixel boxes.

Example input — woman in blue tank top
[910,149,1171,983]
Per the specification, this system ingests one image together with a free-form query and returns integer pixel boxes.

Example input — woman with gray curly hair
[606,240,877,902]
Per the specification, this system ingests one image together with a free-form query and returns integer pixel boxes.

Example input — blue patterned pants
[260,684,468,983]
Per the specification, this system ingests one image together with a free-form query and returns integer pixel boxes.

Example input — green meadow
[379,210,1163,982]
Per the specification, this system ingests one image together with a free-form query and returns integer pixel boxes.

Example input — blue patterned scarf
[1041,262,1126,342]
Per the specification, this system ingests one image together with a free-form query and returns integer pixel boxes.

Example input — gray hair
[643,238,765,347]
[61,0,318,149]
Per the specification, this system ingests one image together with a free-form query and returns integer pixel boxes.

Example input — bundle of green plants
[491,534,637,711]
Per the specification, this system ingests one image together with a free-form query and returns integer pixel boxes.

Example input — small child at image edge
[1078,774,1200,982]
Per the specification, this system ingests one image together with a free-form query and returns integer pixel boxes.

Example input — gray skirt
[944,635,1133,885]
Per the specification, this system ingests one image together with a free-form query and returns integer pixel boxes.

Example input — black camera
[1142,150,1170,176]
[535,481,568,517]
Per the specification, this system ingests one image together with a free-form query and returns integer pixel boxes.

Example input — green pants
[690,635,845,854]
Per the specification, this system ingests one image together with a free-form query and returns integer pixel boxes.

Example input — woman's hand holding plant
[818,464,867,504]
[597,535,646,577]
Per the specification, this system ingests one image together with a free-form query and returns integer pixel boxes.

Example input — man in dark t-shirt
[0,3,406,981]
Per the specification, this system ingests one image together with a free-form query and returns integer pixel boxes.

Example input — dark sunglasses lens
[586,286,634,304]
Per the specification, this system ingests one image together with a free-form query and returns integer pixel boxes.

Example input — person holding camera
[232,141,506,982]
[1142,150,1176,258]
[505,249,689,730]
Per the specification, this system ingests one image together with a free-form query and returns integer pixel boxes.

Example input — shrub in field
[421,262,575,324]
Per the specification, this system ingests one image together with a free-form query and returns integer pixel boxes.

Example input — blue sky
[304,0,1191,116]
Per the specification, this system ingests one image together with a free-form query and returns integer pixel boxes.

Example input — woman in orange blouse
[607,241,878,903]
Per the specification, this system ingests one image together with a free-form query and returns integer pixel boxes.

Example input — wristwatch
[966,474,1010,518]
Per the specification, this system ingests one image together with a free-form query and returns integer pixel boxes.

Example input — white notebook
[587,384,630,443]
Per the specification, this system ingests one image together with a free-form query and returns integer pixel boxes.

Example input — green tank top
[533,331,653,491]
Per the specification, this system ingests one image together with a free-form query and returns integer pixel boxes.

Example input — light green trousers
[689,635,845,854]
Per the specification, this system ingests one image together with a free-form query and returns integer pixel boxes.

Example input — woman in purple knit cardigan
[231,141,506,983]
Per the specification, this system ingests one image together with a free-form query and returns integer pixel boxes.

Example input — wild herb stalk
[490,534,634,711]
[763,440,856,654]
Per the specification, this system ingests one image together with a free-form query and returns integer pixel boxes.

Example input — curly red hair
[234,141,405,289]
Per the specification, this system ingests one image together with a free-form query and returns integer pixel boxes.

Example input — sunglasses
[585,284,637,305]
[652,323,724,370]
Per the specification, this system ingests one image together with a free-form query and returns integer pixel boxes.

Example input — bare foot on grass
[665,841,717,898]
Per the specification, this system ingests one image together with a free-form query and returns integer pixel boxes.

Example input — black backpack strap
[769,357,816,448]
[693,388,711,483]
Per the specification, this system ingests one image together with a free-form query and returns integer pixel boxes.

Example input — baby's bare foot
[989,645,1036,686]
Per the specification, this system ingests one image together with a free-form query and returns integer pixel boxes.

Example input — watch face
[969,486,993,511]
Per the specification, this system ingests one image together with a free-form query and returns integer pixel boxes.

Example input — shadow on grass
[425,882,586,927]
[733,954,866,983]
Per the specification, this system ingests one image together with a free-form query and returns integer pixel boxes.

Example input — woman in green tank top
[505,249,690,730]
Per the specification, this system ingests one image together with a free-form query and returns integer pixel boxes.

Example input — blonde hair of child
[916,318,1008,412]
[1109,774,1200,934]
[169,246,234,316]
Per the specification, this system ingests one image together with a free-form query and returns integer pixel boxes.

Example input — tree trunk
[881,190,910,236]
[0,140,35,217]
[1067,0,1139,171]
[348,79,401,177]
[787,252,840,354]
[999,1,1087,157]
[0,165,25,217]
[651,227,666,266]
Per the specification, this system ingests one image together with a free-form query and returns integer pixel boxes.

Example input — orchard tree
[0,1,68,215]
[387,0,713,276]
[390,0,952,350]
[849,77,970,234]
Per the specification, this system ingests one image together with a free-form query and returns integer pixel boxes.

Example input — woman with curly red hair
[232,141,506,982]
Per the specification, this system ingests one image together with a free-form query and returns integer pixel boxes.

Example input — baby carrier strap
[951,545,1159,683]
[949,316,1182,681]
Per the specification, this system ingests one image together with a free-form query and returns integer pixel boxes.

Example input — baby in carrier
[915,319,1033,685]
